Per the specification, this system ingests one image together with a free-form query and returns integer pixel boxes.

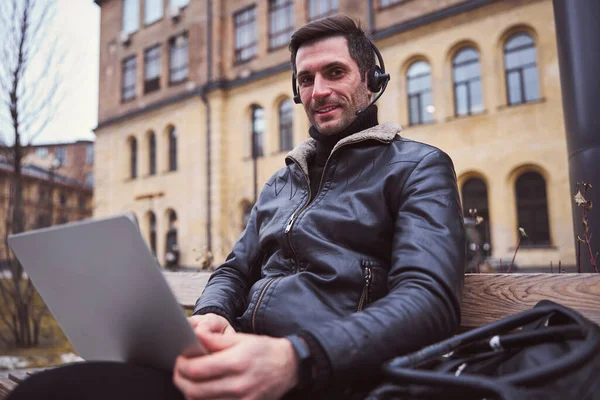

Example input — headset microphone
[292,40,391,106]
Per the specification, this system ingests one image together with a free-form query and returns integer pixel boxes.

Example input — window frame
[169,32,189,85]
[122,55,137,102]
[168,127,178,172]
[148,132,157,176]
[268,0,294,51]
[122,0,140,34]
[55,146,67,166]
[379,0,404,9]
[251,105,264,158]
[85,144,94,165]
[148,211,157,254]
[504,33,540,106]
[452,47,483,117]
[406,61,434,126]
[130,137,138,179]
[307,0,338,22]
[234,6,258,64]
[515,171,551,247]
[144,0,164,26]
[144,44,162,94]
[278,99,294,152]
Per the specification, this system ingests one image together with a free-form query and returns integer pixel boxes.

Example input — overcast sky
[33,0,99,145]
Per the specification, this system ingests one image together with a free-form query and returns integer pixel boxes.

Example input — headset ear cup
[368,65,384,93]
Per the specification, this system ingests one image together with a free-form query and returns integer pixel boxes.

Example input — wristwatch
[286,334,313,389]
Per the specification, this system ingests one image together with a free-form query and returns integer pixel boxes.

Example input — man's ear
[364,70,373,99]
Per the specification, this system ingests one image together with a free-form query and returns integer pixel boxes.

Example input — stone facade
[94,0,575,270]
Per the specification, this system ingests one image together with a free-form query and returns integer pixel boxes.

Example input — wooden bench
[1,272,599,398]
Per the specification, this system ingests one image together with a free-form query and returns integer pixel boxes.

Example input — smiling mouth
[315,105,339,114]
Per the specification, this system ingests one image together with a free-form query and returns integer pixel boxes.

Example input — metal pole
[553,0,600,272]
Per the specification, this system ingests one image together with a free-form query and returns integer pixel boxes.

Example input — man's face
[295,36,372,135]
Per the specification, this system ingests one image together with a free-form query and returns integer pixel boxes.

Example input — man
[173,15,465,400]
[6,15,463,400]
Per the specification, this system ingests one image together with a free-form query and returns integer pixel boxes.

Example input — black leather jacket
[195,122,465,387]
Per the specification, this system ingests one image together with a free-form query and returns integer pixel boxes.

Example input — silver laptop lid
[7,213,205,370]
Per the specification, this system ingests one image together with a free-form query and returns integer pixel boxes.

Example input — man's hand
[188,313,235,335]
[173,330,299,400]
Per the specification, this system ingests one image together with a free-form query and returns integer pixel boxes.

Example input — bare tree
[0,0,64,348]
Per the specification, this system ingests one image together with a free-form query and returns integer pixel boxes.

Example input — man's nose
[312,75,331,100]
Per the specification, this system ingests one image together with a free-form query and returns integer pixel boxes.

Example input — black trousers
[7,362,185,400]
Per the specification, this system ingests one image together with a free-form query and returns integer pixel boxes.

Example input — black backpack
[367,300,600,400]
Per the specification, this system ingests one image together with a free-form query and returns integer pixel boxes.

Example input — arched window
[406,61,433,125]
[168,127,178,171]
[148,211,157,254]
[504,32,540,105]
[251,106,264,157]
[515,171,550,246]
[165,209,178,266]
[148,132,157,175]
[462,178,491,251]
[279,99,294,152]
[129,137,137,179]
[453,47,483,117]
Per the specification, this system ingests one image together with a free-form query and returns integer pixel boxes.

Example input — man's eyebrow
[297,61,348,77]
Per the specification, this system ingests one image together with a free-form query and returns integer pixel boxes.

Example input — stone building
[93,0,575,270]
[0,143,94,267]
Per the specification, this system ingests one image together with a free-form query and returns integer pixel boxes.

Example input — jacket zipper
[251,277,277,333]
[357,266,372,312]
[284,137,389,271]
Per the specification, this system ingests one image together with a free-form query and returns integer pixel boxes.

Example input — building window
[55,146,67,166]
[234,6,257,64]
[269,0,294,50]
[130,137,138,179]
[251,106,264,158]
[59,193,67,206]
[148,211,157,254]
[168,127,177,171]
[38,185,50,205]
[169,33,188,84]
[453,47,483,117]
[123,0,140,34]
[144,45,161,93]
[380,0,403,7]
[515,171,550,246]
[505,33,540,106]
[165,209,178,265]
[279,99,294,151]
[122,56,136,102]
[308,0,338,21]
[462,178,492,254]
[406,61,434,125]
[85,172,94,187]
[86,144,94,165]
[149,132,157,176]
[145,0,163,25]
[36,147,48,158]
[170,0,189,7]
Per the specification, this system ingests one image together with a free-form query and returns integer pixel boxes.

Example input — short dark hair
[289,15,375,81]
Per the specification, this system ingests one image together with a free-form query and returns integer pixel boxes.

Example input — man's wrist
[285,334,313,390]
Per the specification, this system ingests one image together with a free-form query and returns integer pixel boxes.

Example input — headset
[292,40,391,112]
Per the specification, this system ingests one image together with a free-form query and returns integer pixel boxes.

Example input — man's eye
[299,77,313,86]
[330,69,344,77]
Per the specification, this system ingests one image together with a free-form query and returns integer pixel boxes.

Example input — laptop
[7,213,206,371]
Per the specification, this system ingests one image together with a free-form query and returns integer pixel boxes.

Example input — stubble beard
[308,84,371,136]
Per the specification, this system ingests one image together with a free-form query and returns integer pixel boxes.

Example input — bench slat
[164,272,600,328]
[461,273,600,328]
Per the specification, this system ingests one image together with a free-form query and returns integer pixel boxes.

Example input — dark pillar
[553,0,600,272]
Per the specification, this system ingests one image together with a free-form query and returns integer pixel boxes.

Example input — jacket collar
[285,122,402,177]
